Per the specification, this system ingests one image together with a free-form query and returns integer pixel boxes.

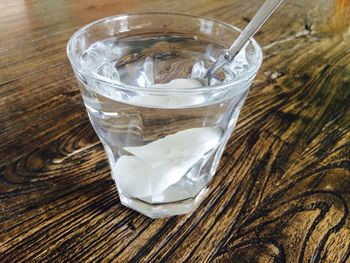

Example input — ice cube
[128,78,205,107]
[94,62,124,99]
[225,49,250,77]
[142,178,206,203]
[141,56,155,87]
[114,156,153,197]
[154,78,203,89]
[99,62,120,81]
[115,127,222,198]
[115,56,155,88]
[124,127,222,164]
[81,41,113,71]
[191,60,207,79]
[115,156,198,198]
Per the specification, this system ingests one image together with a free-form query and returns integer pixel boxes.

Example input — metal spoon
[203,0,285,85]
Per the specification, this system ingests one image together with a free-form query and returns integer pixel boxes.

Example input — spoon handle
[206,0,284,79]
[227,0,284,59]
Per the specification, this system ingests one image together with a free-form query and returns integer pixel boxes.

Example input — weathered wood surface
[1,0,349,262]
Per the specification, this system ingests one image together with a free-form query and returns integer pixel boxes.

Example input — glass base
[119,187,208,218]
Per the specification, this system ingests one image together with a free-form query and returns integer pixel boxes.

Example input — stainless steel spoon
[203,0,285,84]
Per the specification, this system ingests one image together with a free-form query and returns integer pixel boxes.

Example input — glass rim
[67,12,263,93]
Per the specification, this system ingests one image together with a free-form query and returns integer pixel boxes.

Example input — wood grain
[1,0,349,262]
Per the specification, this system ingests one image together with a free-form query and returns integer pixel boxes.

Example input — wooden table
[1,0,349,262]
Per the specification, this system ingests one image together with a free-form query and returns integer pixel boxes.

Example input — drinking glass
[67,13,262,218]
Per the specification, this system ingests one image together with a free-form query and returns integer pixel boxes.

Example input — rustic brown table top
[1,0,350,262]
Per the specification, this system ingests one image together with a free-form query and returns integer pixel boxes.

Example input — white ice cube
[128,78,205,108]
[124,127,222,164]
[153,78,203,89]
[191,60,206,79]
[114,127,222,198]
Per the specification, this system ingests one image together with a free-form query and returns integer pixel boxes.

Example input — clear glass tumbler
[67,13,262,218]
